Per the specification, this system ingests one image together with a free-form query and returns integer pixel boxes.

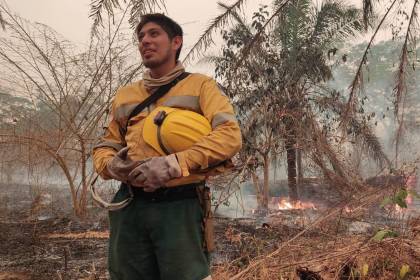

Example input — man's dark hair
[135,13,183,61]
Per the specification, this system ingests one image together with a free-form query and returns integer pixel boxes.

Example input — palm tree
[214,0,390,210]
[89,0,165,36]
[272,0,364,200]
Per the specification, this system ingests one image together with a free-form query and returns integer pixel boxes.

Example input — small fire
[276,198,316,210]
[344,206,353,213]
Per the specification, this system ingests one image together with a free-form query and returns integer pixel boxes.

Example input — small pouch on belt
[196,184,215,252]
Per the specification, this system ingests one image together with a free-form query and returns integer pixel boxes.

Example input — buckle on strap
[153,110,167,126]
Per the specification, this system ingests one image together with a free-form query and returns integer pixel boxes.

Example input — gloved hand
[106,147,140,183]
[128,154,182,192]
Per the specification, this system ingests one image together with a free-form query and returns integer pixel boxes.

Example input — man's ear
[172,36,182,51]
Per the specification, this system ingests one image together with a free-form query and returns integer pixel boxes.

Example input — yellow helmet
[143,106,211,155]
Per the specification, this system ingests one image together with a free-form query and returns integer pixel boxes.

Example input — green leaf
[382,189,409,209]
[395,189,408,201]
[394,197,408,208]
[394,189,408,208]
[372,229,398,241]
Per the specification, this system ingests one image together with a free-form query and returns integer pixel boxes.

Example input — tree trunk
[5,161,13,184]
[77,136,88,217]
[262,153,270,209]
[251,171,265,211]
[286,136,298,202]
[284,96,299,202]
[297,148,303,186]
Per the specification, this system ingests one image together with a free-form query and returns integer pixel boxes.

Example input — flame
[344,206,353,213]
[277,198,316,210]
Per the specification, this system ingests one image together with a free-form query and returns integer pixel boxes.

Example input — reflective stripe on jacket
[92,73,242,187]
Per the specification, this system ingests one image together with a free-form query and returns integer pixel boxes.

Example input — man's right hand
[106,147,140,182]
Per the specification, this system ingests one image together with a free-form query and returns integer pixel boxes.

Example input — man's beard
[143,48,172,69]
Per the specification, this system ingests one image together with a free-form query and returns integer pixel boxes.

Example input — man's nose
[140,34,151,46]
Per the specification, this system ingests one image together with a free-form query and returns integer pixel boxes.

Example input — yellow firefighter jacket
[92,73,242,187]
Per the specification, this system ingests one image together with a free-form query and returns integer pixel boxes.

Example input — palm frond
[341,0,398,129]
[310,0,363,47]
[90,0,165,37]
[89,0,121,37]
[127,0,165,30]
[309,116,348,178]
[318,95,391,169]
[393,0,418,118]
[362,0,374,30]
[0,10,6,30]
[182,0,247,65]
[310,150,352,195]
[198,55,225,65]
[394,112,405,166]
[351,119,391,170]
[275,0,312,50]
[221,2,249,31]
[393,0,418,166]
[394,47,408,120]
[306,114,360,195]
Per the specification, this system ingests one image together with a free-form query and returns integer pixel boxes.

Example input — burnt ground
[1,213,419,280]
[0,214,109,280]
[0,214,291,279]
[0,181,419,280]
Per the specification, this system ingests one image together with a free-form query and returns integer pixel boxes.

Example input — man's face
[138,22,181,69]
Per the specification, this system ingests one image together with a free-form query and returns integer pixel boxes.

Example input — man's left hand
[128,154,182,192]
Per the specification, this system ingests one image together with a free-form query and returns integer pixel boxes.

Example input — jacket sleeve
[175,78,242,176]
[92,101,125,179]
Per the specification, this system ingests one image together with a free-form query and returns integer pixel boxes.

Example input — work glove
[128,154,182,192]
[106,147,140,183]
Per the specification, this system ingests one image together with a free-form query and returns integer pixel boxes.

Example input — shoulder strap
[120,72,190,138]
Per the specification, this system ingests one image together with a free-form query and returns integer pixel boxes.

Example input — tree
[210,6,286,211]
[0,4,144,216]
[271,0,368,200]
[213,1,387,212]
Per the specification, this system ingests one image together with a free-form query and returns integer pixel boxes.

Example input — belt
[120,182,204,203]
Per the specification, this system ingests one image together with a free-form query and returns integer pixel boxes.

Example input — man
[92,13,242,280]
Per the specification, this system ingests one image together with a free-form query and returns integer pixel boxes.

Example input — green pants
[108,186,210,280]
